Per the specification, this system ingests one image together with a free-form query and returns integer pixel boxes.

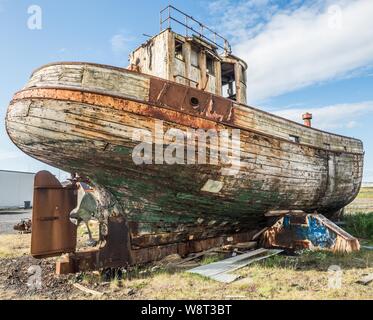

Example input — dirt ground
[0,232,372,300]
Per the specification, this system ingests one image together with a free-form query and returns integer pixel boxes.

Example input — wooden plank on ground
[73,283,104,296]
[357,274,373,285]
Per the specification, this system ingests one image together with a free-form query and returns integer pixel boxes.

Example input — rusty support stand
[56,216,132,274]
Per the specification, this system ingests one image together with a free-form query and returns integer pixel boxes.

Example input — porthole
[190,97,199,108]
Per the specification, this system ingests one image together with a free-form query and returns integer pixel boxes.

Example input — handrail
[160,5,232,54]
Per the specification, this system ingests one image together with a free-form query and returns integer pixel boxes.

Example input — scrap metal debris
[357,274,373,285]
[252,228,268,241]
[262,212,360,253]
[13,219,32,234]
[173,248,218,266]
[187,248,283,283]
[222,242,257,252]
[168,242,259,270]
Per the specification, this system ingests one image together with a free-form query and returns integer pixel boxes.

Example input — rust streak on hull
[13,88,220,131]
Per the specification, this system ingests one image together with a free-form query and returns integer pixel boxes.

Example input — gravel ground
[0,256,75,299]
[0,255,142,300]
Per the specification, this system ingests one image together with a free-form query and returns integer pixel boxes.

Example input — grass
[261,249,373,270]
[356,188,373,199]
[110,274,124,290]
[129,248,373,300]
[346,187,373,214]
[0,234,31,258]
[200,253,225,265]
[344,212,373,241]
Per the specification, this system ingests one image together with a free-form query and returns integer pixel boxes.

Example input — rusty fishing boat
[5,6,364,272]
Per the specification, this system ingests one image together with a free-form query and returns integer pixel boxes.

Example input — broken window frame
[206,54,216,76]
[175,39,184,61]
[221,62,236,100]
[289,135,300,143]
[191,46,200,68]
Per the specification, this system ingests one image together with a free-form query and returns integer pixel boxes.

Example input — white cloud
[110,33,133,56]
[273,101,373,131]
[208,0,290,42]
[209,0,373,103]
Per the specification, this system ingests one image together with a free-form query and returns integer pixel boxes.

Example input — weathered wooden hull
[6,62,364,250]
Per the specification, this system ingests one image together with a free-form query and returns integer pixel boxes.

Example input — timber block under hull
[56,227,257,274]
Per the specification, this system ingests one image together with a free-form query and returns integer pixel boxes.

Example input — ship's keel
[56,226,254,275]
[31,171,256,274]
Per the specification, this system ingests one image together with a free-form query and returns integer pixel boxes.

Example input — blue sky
[0,0,372,181]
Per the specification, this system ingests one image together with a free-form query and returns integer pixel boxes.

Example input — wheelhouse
[129,5,248,104]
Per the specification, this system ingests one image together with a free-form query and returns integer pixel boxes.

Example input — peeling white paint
[201,179,224,193]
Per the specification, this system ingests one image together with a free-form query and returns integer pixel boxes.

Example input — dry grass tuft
[0,234,31,258]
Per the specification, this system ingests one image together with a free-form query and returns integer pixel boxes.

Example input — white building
[0,170,35,210]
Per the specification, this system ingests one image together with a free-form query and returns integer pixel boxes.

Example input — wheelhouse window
[191,47,199,68]
[175,39,184,61]
[206,54,215,76]
[221,62,236,100]
[289,135,300,143]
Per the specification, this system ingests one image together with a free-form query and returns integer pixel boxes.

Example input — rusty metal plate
[31,171,77,258]
[57,216,132,274]
[149,78,233,123]
[181,86,211,113]
[210,95,234,122]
